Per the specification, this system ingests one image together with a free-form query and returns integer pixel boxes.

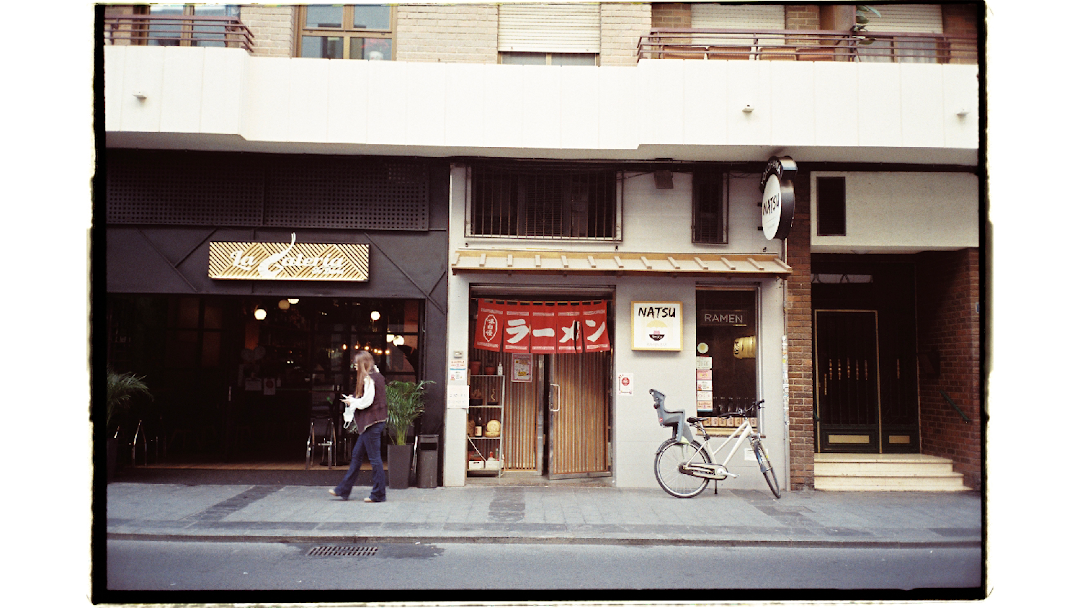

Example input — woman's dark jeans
[333,421,386,501]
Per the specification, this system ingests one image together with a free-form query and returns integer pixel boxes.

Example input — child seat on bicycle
[650,389,696,445]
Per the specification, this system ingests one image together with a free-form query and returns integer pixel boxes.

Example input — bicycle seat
[650,389,695,445]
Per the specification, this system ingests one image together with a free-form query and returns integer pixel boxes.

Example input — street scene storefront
[442,160,795,488]
[104,150,449,472]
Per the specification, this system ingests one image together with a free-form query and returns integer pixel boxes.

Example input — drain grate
[307,545,379,557]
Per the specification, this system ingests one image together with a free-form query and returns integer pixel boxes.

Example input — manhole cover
[307,545,379,557]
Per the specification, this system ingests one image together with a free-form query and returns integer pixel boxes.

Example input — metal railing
[103,14,254,53]
[638,28,977,64]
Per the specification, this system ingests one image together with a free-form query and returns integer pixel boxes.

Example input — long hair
[354,350,375,396]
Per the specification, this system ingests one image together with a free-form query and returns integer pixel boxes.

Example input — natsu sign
[631,301,683,351]
[474,300,610,354]
[209,233,370,281]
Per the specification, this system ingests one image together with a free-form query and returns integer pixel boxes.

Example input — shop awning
[451,249,792,277]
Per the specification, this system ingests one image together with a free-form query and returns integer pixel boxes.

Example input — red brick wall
[787,172,815,490]
[916,248,982,490]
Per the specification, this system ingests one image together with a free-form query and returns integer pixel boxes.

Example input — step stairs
[814,453,971,492]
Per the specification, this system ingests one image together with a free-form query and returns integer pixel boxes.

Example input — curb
[107,532,982,549]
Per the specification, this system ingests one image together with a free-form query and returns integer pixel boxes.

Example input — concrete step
[814,453,971,492]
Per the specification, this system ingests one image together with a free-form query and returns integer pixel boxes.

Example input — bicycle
[650,388,781,499]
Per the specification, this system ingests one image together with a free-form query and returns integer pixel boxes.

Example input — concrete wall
[810,172,979,253]
[104,46,979,165]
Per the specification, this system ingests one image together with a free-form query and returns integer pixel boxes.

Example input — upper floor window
[299,4,394,60]
[692,170,729,245]
[145,4,240,48]
[498,3,600,66]
[468,165,620,240]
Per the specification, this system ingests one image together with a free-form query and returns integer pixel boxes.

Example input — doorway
[469,295,612,480]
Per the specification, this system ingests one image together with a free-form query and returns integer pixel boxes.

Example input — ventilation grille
[106,150,429,231]
[307,545,379,557]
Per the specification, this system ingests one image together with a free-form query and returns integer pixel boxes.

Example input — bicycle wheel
[751,438,781,498]
[654,438,711,498]
[305,422,314,471]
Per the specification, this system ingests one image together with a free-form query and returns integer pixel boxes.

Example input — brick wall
[786,172,815,490]
[916,248,982,490]
[600,3,653,66]
[240,5,295,58]
[942,2,980,64]
[396,4,499,64]
[651,2,691,28]
[786,5,821,30]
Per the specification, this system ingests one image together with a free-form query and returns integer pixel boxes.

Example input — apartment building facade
[101,2,983,492]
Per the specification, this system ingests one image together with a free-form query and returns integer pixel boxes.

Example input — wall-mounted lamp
[253,307,267,320]
[742,104,754,113]
[133,92,147,101]
[956,108,970,117]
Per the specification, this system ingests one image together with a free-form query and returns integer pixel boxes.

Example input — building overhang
[451,249,792,278]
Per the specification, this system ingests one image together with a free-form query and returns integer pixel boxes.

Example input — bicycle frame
[673,403,764,481]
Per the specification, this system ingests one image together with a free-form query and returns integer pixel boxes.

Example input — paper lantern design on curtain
[473,300,610,354]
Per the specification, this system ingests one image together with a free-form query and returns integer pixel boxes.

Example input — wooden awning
[451,249,792,278]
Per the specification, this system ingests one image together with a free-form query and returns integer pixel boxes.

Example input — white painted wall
[444,166,789,489]
[105,46,980,164]
[811,171,980,253]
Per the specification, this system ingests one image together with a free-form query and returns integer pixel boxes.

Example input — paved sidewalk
[105,480,983,548]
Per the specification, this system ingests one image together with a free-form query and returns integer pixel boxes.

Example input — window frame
[499,52,599,66]
[297,4,396,61]
[815,176,847,237]
[465,164,623,242]
[691,169,730,245]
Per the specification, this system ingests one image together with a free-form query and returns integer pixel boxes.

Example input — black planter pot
[387,443,412,489]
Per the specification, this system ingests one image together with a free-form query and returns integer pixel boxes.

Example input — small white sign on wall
[617,373,633,396]
[631,301,683,351]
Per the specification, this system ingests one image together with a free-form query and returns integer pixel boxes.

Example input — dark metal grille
[105,150,429,231]
[692,170,727,244]
[469,165,617,239]
[307,545,379,557]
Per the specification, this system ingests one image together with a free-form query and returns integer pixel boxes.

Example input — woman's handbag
[340,376,375,434]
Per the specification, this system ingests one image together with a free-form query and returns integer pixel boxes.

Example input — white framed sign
[631,301,683,351]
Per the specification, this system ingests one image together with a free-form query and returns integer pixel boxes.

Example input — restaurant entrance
[106,294,424,465]
[467,294,612,480]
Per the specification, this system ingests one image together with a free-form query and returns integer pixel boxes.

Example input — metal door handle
[551,383,561,412]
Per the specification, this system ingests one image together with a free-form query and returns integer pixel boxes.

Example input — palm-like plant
[385,379,431,445]
[107,370,152,433]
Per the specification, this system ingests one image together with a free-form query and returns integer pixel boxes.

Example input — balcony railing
[638,29,977,64]
[104,14,254,53]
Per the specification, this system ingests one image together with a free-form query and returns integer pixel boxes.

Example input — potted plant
[106,369,153,480]
[384,379,431,489]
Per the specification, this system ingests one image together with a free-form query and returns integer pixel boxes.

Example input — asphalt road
[104,539,983,601]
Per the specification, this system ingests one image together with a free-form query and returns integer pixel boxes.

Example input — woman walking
[329,350,387,502]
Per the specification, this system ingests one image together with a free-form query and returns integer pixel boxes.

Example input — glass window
[816,177,847,236]
[147,4,240,48]
[299,5,394,60]
[692,170,728,244]
[469,164,619,240]
[695,290,757,417]
[501,52,597,66]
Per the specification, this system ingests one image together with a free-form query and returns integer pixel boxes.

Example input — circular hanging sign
[759,156,797,240]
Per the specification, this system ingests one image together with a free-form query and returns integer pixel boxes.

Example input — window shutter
[865,4,943,34]
[690,4,785,30]
[498,3,601,53]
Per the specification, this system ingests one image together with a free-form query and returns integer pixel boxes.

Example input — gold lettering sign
[209,234,369,281]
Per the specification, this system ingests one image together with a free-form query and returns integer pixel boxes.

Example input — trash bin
[417,434,439,488]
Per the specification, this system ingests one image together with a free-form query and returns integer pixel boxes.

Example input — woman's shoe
[329,488,347,500]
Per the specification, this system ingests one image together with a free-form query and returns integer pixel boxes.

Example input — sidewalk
[104,474,983,548]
